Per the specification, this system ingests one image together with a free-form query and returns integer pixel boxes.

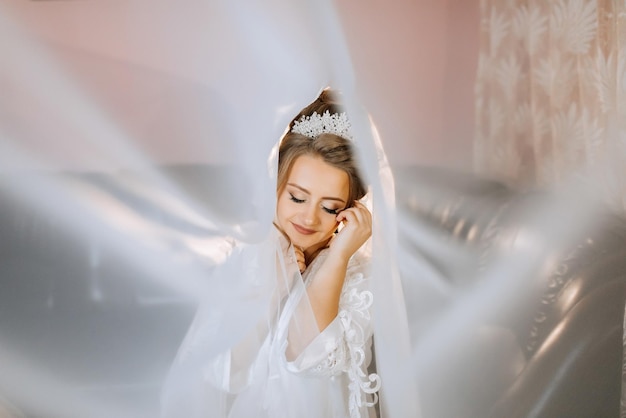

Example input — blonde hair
[277,89,367,207]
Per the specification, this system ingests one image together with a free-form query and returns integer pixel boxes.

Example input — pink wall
[336,0,480,169]
[2,0,480,169]
[441,0,481,170]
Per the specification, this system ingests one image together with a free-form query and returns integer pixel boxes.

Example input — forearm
[306,252,349,331]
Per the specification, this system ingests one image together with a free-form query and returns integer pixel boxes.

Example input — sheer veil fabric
[4,1,622,417]
[0,0,420,417]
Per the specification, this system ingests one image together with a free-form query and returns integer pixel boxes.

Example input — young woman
[162,89,379,418]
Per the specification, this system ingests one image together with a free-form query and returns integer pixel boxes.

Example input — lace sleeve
[285,252,381,416]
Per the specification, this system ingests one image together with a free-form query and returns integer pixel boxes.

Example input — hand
[293,245,306,273]
[329,201,372,261]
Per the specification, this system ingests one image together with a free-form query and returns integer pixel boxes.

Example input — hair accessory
[291,111,353,141]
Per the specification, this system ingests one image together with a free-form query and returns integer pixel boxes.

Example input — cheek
[321,217,338,235]
[276,194,292,219]
[276,200,286,219]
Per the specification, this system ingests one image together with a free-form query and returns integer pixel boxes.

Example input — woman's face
[276,154,349,254]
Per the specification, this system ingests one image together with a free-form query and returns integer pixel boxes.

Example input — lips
[291,222,316,235]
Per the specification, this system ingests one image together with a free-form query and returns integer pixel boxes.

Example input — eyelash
[289,193,339,215]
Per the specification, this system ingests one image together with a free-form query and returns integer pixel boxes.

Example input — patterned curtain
[475,0,626,210]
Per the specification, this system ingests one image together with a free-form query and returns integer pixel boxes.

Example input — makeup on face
[275,155,349,256]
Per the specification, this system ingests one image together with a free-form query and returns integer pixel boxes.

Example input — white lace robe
[212,230,380,418]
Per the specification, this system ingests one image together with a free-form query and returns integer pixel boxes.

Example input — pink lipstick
[292,223,316,235]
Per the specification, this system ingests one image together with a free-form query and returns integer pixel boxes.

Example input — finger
[336,203,355,222]
[353,201,370,212]
[352,202,372,225]
[338,207,371,236]
[336,208,358,224]
[340,207,366,224]
[336,204,362,221]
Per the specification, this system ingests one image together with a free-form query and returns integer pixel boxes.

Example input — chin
[285,230,317,250]
[279,221,330,250]
[287,234,312,249]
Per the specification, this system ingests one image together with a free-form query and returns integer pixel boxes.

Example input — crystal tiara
[291,110,353,141]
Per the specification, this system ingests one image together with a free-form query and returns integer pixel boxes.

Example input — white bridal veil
[1,0,624,417]
[0,1,419,417]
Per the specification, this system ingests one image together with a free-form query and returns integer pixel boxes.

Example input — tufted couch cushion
[395,166,626,418]
[0,165,624,417]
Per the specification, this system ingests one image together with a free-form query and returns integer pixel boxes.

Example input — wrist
[326,249,351,266]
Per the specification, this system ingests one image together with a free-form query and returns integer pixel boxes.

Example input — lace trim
[297,249,381,417]
[340,270,381,418]
[311,340,346,374]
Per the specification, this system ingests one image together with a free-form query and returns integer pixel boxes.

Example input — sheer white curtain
[475,0,626,211]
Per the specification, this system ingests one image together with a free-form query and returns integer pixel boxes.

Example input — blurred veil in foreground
[0,1,624,417]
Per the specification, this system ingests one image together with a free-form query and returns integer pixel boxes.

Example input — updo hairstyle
[277,89,367,207]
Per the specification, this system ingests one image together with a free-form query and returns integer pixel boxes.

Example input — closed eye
[289,193,305,204]
[289,192,340,215]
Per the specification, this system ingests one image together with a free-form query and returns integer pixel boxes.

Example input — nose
[303,203,319,226]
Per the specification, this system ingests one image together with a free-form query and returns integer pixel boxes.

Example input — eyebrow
[287,183,346,204]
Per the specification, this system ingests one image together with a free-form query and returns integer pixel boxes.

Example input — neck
[303,237,331,265]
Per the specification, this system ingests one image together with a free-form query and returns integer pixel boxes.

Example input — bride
[162,89,380,418]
